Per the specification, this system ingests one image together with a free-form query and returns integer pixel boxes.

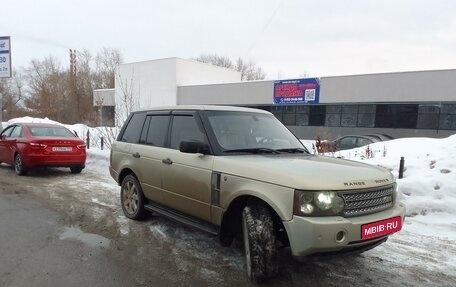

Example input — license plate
[52,147,72,152]
[361,216,402,240]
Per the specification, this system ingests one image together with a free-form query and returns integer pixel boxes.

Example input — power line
[244,0,284,58]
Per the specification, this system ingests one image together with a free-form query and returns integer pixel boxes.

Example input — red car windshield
[29,127,75,138]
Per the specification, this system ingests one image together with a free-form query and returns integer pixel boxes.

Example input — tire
[120,174,148,220]
[70,165,84,174]
[14,154,28,176]
[242,205,279,283]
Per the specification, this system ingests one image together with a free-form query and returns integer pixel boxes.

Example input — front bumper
[283,202,406,258]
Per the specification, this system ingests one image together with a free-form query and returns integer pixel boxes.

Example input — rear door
[113,111,172,205]
[160,111,214,222]
[133,112,171,204]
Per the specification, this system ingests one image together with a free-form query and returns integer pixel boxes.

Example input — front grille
[340,185,395,217]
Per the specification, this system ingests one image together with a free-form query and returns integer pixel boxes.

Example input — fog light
[335,230,346,243]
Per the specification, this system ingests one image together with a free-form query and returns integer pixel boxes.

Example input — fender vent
[211,172,221,206]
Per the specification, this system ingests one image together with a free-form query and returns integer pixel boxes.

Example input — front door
[160,112,214,222]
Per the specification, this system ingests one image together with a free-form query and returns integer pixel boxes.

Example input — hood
[213,154,394,190]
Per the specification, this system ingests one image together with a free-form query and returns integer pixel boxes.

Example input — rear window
[120,112,147,143]
[29,127,75,137]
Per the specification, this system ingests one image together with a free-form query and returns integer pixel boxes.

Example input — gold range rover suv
[109,105,405,282]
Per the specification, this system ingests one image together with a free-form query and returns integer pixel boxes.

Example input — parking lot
[0,161,455,287]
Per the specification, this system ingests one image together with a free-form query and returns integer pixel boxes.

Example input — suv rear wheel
[121,174,148,220]
[242,205,278,282]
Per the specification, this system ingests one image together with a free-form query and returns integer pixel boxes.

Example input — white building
[107,57,456,139]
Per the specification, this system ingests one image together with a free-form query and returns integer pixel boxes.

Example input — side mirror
[180,140,210,154]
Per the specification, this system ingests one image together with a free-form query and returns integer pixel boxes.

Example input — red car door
[0,125,16,163]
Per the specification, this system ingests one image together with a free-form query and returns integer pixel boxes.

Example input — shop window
[342,105,358,114]
[441,104,456,114]
[282,113,296,125]
[296,106,310,113]
[341,113,358,127]
[283,106,295,113]
[417,114,439,129]
[358,104,375,113]
[296,114,309,126]
[326,114,341,127]
[326,105,342,113]
[375,104,418,129]
[309,105,326,126]
[418,105,440,114]
[439,114,456,130]
[357,114,375,127]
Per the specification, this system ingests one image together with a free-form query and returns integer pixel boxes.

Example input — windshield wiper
[276,148,309,154]
[224,148,281,154]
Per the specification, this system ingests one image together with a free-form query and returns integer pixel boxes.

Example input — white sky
[3,0,456,79]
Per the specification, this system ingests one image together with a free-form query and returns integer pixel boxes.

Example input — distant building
[101,57,456,139]
[93,89,115,127]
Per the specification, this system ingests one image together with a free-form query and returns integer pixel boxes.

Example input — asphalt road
[0,164,455,287]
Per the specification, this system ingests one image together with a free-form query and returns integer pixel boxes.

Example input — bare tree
[95,47,123,89]
[115,69,136,126]
[195,54,266,81]
[0,70,26,120]
[235,57,266,81]
[25,57,69,122]
[195,54,234,69]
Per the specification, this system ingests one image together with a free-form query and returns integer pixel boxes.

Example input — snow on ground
[3,117,456,275]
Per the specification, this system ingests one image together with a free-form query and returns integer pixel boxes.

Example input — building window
[271,106,283,121]
[295,105,309,126]
[309,105,326,126]
[440,104,456,130]
[325,105,341,126]
[326,114,341,126]
[375,104,418,129]
[357,113,375,127]
[417,105,440,129]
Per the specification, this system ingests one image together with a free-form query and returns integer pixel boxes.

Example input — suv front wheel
[121,174,148,220]
[242,205,279,282]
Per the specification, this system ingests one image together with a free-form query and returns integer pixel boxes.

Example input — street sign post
[0,36,12,78]
[0,36,11,131]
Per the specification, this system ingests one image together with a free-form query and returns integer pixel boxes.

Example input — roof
[16,122,65,128]
[135,105,271,114]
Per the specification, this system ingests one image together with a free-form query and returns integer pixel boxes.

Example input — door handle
[162,158,173,165]
[132,152,140,158]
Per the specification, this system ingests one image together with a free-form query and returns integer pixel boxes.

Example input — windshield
[206,111,308,153]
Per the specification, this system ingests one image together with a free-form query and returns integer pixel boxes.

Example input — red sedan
[0,123,87,175]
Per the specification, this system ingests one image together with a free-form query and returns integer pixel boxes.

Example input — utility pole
[69,49,78,122]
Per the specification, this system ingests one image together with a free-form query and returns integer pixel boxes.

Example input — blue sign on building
[273,78,320,104]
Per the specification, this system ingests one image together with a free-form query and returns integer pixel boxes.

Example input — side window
[121,112,147,143]
[170,115,205,150]
[339,137,356,150]
[357,137,371,147]
[146,116,170,147]
[10,126,23,138]
[140,115,170,147]
[0,126,15,137]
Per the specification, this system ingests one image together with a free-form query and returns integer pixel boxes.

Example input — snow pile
[311,135,456,240]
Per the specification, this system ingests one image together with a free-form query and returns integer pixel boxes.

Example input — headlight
[294,190,345,216]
